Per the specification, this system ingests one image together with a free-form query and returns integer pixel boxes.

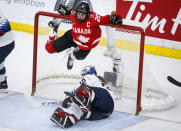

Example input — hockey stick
[65,0,71,6]
[25,94,61,107]
[167,76,181,87]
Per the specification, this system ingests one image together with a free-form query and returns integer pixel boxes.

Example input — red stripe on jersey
[0,31,5,35]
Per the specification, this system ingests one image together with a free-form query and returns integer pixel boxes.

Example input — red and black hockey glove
[110,11,123,25]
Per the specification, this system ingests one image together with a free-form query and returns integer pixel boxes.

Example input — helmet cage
[81,65,97,76]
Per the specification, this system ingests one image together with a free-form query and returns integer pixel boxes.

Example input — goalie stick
[167,76,181,87]
[25,94,61,107]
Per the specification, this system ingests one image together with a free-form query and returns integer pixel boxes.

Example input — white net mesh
[33,12,176,112]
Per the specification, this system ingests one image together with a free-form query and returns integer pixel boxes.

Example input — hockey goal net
[32,11,176,115]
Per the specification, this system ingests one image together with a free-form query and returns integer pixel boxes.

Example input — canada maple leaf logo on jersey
[77,35,90,43]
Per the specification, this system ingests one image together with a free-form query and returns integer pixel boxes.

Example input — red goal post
[32,11,145,115]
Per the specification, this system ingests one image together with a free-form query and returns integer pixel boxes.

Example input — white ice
[1,0,181,130]
[0,28,180,131]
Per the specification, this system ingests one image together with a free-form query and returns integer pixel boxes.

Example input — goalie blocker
[104,71,123,88]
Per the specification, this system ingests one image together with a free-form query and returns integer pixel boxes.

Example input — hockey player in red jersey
[45,1,122,70]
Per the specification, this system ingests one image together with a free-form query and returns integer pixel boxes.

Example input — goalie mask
[81,65,97,76]
[75,2,90,23]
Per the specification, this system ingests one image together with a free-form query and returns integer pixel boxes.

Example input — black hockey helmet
[75,2,90,22]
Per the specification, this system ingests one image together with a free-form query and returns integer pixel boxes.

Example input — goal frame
[32,11,145,115]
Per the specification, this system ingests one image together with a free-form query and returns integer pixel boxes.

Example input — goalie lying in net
[50,65,114,128]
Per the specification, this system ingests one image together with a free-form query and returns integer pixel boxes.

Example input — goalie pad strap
[85,111,91,119]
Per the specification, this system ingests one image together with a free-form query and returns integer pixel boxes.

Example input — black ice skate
[67,53,74,70]
[0,78,8,93]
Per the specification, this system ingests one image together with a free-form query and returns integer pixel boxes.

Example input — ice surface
[0,31,181,131]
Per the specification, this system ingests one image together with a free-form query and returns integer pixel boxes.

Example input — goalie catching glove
[63,83,95,115]
[110,11,122,25]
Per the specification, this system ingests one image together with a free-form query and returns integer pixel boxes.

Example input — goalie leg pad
[50,101,83,128]
[50,107,75,128]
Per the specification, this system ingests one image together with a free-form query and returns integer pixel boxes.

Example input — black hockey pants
[53,29,91,60]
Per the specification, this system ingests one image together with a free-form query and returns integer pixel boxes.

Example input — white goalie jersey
[79,74,105,88]
[78,74,114,98]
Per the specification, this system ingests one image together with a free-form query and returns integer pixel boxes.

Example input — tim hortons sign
[116,0,181,42]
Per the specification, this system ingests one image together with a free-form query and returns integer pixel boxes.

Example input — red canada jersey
[70,10,110,50]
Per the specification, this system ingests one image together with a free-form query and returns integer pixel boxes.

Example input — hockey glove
[110,11,122,25]
[58,5,71,16]
[62,95,72,108]
[73,83,95,111]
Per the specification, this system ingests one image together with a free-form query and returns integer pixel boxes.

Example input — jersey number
[95,14,101,22]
